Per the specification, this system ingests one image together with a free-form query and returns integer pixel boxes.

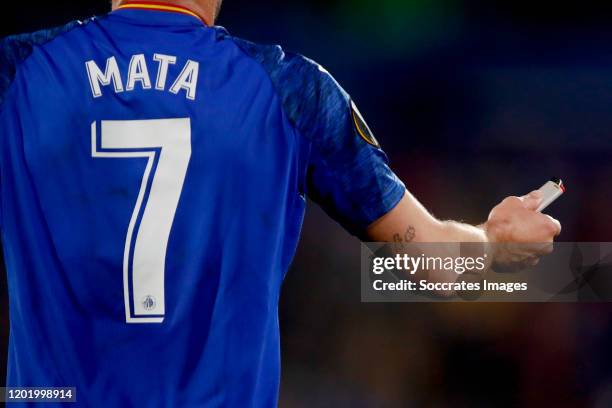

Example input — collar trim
[116,2,206,25]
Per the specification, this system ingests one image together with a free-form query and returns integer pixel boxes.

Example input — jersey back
[0,6,404,407]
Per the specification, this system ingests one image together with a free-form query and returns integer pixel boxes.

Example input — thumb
[520,190,543,211]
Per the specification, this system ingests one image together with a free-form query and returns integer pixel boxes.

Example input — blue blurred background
[3,0,612,406]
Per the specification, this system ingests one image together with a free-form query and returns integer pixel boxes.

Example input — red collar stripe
[117,2,205,24]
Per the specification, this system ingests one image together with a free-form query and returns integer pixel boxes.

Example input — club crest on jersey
[142,295,157,311]
[351,100,380,148]
[85,53,199,100]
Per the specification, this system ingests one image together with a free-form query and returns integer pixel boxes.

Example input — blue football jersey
[0,3,405,407]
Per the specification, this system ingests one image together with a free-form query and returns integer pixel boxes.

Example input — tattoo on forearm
[393,226,416,249]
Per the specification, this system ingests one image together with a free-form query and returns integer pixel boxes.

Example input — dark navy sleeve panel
[0,20,90,229]
[226,34,405,235]
[0,20,89,109]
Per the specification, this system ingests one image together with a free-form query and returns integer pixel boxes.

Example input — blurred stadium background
[3,0,612,406]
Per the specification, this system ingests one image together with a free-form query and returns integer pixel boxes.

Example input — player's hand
[483,191,561,270]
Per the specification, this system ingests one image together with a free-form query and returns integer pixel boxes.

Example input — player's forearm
[366,192,488,245]
[366,193,493,295]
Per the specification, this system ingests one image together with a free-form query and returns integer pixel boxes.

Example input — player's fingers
[520,190,543,211]
[541,215,562,237]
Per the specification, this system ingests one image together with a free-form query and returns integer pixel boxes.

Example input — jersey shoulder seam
[0,17,97,112]
[219,33,376,233]
[218,32,316,141]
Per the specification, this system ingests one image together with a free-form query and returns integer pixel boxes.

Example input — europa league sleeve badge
[351,99,381,149]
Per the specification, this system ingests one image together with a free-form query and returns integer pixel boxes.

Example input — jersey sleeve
[0,36,24,111]
[0,35,22,228]
[295,62,406,236]
[0,21,86,228]
[0,21,85,108]
[229,36,405,236]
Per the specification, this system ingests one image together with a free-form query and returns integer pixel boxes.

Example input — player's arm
[261,48,561,268]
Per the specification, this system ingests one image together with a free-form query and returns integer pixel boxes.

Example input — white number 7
[91,119,192,324]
